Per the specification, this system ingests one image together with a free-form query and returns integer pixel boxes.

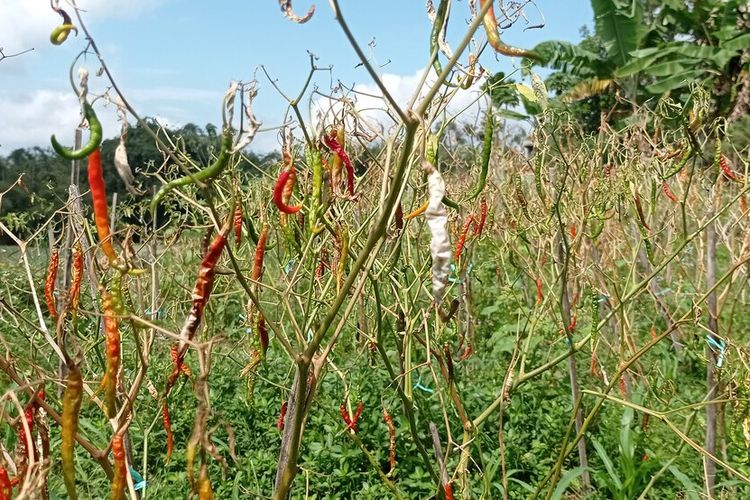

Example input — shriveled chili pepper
[350,402,364,432]
[110,430,127,500]
[570,224,577,240]
[444,482,454,500]
[273,168,302,214]
[661,181,678,203]
[87,148,118,263]
[394,203,404,232]
[329,126,345,194]
[69,244,84,315]
[150,130,233,213]
[467,110,493,200]
[234,203,243,246]
[535,276,543,304]
[51,102,102,160]
[478,0,537,58]
[50,8,77,45]
[316,248,329,279]
[590,350,600,378]
[323,129,355,196]
[251,226,268,282]
[619,375,627,398]
[642,413,650,433]
[443,343,455,384]
[567,315,577,333]
[62,362,83,500]
[277,401,288,431]
[634,193,650,231]
[257,313,269,357]
[174,216,231,378]
[383,408,396,473]
[340,403,352,427]
[454,215,476,261]
[0,468,10,500]
[100,289,121,418]
[45,247,59,320]
[162,402,174,464]
[720,154,740,182]
[474,198,488,236]
[170,344,191,378]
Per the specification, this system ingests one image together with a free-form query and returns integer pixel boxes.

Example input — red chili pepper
[661,181,678,203]
[173,216,230,386]
[570,224,577,239]
[233,203,243,246]
[473,198,487,236]
[454,215,477,261]
[273,168,302,214]
[170,344,191,378]
[69,244,84,315]
[340,403,351,427]
[642,413,650,433]
[348,401,364,432]
[720,154,740,181]
[162,402,173,464]
[315,248,328,279]
[619,376,627,397]
[383,408,396,473]
[444,482,453,500]
[45,248,59,320]
[277,401,288,431]
[535,276,543,304]
[0,468,11,500]
[650,324,657,341]
[87,148,117,263]
[111,430,127,500]
[567,315,577,332]
[323,129,355,196]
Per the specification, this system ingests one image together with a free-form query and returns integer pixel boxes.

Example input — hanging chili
[340,403,351,427]
[257,313,269,357]
[45,247,59,320]
[0,468,10,500]
[720,154,740,182]
[251,226,268,282]
[50,8,77,45]
[444,482,454,500]
[110,430,127,500]
[466,110,493,201]
[87,148,118,262]
[405,201,429,220]
[69,244,84,315]
[162,402,174,464]
[535,276,543,304]
[51,102,102,160]
[567,315,577,333]
[234,203,243,246]
[634,193,650,231]
[150,130,233,213]
[62,362,83,500]
[170,345,191,378]
[197,463,214,500]
[323,129,355,196]
[100,290,120,418]
[383,408,396,473]
[277,401,288,431]
[349,402,364,432]
[478,0,537,58]
[329,126,345,194]
[273,168,302,214]
[661,181,678,203]
[430,0,451,77]
[454,215,476,261]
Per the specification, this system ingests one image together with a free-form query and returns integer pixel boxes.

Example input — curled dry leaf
[232,83,262,153]
[223,80,240,129]
[423,160,451,303]
[279,0,315,23]
[78,67,89,120]
[114,140,141,195]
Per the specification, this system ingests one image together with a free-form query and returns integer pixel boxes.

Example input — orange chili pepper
[0,468,11,500]
[277,401,288,431]
[478,0,536,58]
[404,201,428,220]
[110,430,127,500]
[661,181,678,203]
[233,203,243,246]
[69,244,84,315]
[473,197,487,236]
[101,289,120,418]
[162,402,174,464]
[383,408,396,473]
[45,248,59,320]
[273,168,302,214]
[87,148,117,262]
[454,215,477,261]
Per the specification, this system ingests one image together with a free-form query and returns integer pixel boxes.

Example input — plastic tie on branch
[706,335,726,368]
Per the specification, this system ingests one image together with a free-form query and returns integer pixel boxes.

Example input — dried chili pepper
[251,226,268,282]
[642,413,650,433]
[340,404,352,427]
[110,430,127,500]
[535,276,543,304]
[62,362,83,500]
[323,129,355,196]
[619,376,627,398]
[394,203,404,232]
[69,244,84,315]
[150,129,233,213]
[45,247,59,320]
[162,402,174,464]
[198,463,214,500]
[443,343,455,384]
[478,0,537,58]
[173,216,230,378]
[0,468,10,500]
[257,313,269,357]
[383,408,396,473]
[234,203,243,246]
[661,181,678,203]
[467,110,493,200]
[569,224,577,240]
[51,102,102,160]
[277,401,288,431]
[316,248,329,279]
[87,148,118,263]
[454,215,476,261]
[329,126,345,194]
[474,197,488,236]
[567,315,577,333]
[720,154,740,182]
[100,289,121,418]
[170,345,191,378]
[634,193,650,231]
[430,0,451,77]
[273,168,302,214]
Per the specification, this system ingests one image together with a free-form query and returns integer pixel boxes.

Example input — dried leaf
[114,140,142,195]
[232,83,262,153]
[279,0,315,23]
[223,80,240,128]
[423,160,451,303]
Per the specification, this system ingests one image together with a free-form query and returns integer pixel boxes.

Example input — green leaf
[645,69,704,93]
[496,109,529,121]
[721,33,750,52]
[550,466,588,500]
[643,60,689,78]
[667,465,701,499]
[592,0,645,67]
[526,40,606,77]
[591,437,623,490]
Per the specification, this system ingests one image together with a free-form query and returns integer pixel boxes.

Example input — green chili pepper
[150,130,233,213]
[430,0,450,77]
[50,102,102,160]
[589,289,599,348]
[466,110,493,201]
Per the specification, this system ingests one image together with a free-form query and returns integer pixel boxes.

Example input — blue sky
[0,0,593,153]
